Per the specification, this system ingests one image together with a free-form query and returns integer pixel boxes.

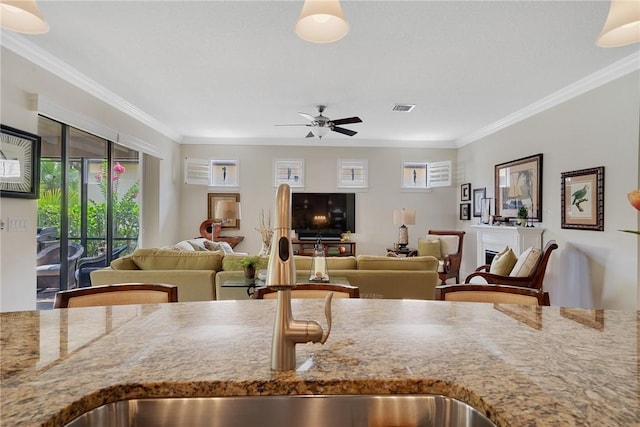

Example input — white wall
[0,48,181,312]
[456,71,640,310]
[179,145,458,256]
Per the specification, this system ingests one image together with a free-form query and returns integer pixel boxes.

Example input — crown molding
[1,31,182,143]
[456,51,640,148]
[181,136,457,149]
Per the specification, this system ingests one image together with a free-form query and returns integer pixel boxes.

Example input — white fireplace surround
[471,225,545,267]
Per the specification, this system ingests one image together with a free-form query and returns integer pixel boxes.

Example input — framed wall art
[210,159,239,187]
[461,183,471,201]
[560,166,604,231]
[495,153,543,221]
[0,124,41,199]
[473,187,486,217]
[460,203,471,220]
[337,159,368,188]
[207,192,241,229]
[274,159,304,188]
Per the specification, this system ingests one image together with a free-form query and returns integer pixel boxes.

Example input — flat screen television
[292,193,355,240]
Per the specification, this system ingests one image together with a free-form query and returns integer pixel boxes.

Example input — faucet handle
[320,292,334,344]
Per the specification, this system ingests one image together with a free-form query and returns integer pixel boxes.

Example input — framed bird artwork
[561,166,605,231]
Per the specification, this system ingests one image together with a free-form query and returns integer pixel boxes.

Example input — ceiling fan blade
[305,131,315,138]
[332,126,357,137]
[331,116,362,126]
[298,112,316,122]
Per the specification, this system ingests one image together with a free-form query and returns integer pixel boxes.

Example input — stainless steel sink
[65,394,496,427]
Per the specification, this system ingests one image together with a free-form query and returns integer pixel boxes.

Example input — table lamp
[214,201,241,239]
[393,208,416,248]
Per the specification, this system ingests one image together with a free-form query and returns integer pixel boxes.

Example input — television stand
[292,239,356,257]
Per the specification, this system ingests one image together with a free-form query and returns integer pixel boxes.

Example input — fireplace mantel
[471,225,545,266]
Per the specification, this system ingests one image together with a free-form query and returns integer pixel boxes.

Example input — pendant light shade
[0,0,49,34]
[597,0,640,47]
[295,0,349,43]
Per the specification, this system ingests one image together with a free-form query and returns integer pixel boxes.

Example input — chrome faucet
[266,183,333,371]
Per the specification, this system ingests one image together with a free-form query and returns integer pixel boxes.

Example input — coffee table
[219,274,351,300]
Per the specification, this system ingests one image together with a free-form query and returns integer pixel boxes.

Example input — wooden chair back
[435,283,547,306]
[428,230,465,284]
[255,283,360,299]
[54,283,178,308]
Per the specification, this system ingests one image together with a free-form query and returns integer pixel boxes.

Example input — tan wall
[456,71,640,310]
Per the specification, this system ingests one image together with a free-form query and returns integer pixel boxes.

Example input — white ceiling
[6,0,640,147]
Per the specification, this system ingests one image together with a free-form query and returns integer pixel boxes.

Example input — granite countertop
[1,300,637,426]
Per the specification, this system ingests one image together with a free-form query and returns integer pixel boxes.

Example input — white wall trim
[181,136,457,149]
[2,30,182,143]
[456,52,640,147]
[31,94,162,158]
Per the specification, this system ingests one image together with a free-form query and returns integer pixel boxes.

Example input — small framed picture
[274,159,304,188]
[0,125,41,199]
[473,187,486,217]
[461,183,471,201]
[210,159,239,187]
[460,203,471,220]
[561,166,604,231]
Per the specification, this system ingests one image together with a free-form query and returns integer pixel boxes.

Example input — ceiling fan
[276,105,362,139]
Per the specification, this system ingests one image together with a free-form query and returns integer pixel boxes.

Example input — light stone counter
[1,300,637,426]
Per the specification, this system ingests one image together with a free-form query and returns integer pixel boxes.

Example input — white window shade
[427,160,452,188]
[184,157,210,185]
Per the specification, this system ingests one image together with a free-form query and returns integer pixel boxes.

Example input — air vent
[392,104,415,112]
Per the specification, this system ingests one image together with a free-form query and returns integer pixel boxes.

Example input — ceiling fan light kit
[278,105,362,139]
[0,0,48,34]
[295,0,349,43]
[597,0,640,47]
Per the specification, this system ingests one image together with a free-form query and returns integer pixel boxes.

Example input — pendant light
[0,0,49,34]
[597,0,640,47]
[295,0,349,43]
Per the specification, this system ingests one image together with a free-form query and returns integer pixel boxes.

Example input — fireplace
[485,250,499,265]
[471,225,544,267]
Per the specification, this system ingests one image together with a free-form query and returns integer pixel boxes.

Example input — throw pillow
[203,240,235,254]
[418,238,442,259]
[509,247,542,278]
[426,234,459,256]
[489,246,517,275]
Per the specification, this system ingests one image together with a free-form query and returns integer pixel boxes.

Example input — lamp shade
[215,201,241,220]
[597,0,640,47]
[0,0,49,34]
[295,0,349,43]
[393,209,416,226]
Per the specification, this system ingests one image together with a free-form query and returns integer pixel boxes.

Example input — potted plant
[517,206,528,226]
[240,256,261,279]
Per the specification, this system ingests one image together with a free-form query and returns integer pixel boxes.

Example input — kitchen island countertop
[1,299,637,426]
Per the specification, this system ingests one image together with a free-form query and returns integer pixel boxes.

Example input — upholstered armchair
[410,230,465,285]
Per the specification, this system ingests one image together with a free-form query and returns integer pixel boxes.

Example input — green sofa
[91,248,440,302]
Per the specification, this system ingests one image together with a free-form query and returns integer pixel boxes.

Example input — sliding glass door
[37,116,140,296]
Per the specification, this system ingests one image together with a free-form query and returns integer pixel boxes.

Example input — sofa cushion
[417,238,442,259]
[357,255,437,271]
[426,234,459,256]
[110,256,139,270]
[509,247,542,278]
[296,255,358,270]
[222,254,269,271]
[489,246,517,275]
[203,240,234,254]
[131,249,224,271]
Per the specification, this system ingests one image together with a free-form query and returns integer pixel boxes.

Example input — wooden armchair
[409,230,465,285]
[459,240,558,305]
